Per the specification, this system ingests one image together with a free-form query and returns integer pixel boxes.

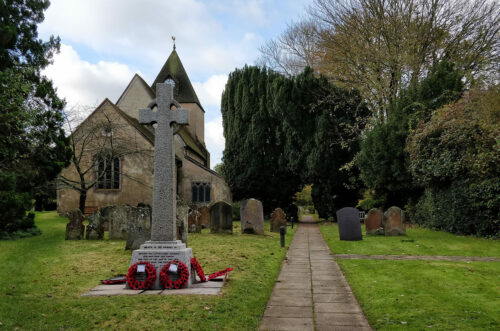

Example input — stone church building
[57,50,231,215]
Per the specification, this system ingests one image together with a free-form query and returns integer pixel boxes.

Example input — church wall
[57,101,154,215]
[116,75,154,120]
[177,157,232,208]
[181,103,205,145]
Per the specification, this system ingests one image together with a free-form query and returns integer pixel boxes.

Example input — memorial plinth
[128,81,193,290]
[130,240,195,289]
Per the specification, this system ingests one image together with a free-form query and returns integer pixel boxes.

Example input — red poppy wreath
[190,257,206,282]
[160,260,190,289]
[126,261,157,290]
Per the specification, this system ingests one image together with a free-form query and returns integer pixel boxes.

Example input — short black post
[280,226,286,248]
[291,217,294,229]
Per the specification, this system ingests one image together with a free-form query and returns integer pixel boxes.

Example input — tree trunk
[79,190,87,214]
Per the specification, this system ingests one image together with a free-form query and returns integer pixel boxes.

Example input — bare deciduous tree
[58,104,153,212]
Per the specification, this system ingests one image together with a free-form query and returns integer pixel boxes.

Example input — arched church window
[191,182,211,203]
[96,154,120,190]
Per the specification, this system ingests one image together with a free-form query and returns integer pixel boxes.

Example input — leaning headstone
[198,206,210,229]
[86,212,104,240]
[129,81,195,289]
[125,207,152,250]
[210,201,233,234]
[65,209,85,240]
[365,208,384,235]
[270,208,286,233]
[240,198,264,235]
[384,206,406,236]
[188,210,202,233]
[336,207,362,241]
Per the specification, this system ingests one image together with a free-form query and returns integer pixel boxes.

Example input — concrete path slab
[260,218,371,330]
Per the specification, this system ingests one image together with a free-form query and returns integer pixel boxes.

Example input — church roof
[152,50,203,110]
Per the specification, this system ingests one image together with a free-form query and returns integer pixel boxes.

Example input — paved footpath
[260,216,371,331]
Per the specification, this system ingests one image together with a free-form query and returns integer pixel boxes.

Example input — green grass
[338,259,500,330]
[319,222,500,330]
[319,222,500,257]
[0,211,295,330]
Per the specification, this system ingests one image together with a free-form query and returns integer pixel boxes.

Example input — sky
[39,0,312,168]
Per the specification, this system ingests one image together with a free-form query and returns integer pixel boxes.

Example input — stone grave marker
[365,208,384,235]
[270,208,286,233]
[210,201,233,234]
[198,206,210,229]
[125,207,152,250]
[336,207,362,241]
[86,212,104,240]
[65,209,85,240]
[240,198,264,235]
[129,81,195,289]
[384,206,406,236]
[188,210,202,233]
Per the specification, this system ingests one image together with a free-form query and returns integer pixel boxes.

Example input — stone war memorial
[128,80,195,289]
[336,207,363,241]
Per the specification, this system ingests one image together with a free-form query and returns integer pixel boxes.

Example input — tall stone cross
[139,81,189,241]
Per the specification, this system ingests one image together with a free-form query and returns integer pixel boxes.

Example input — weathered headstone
[365,208,384,235]
[108,206,131,240]
[336,207,362,241]
[198,206,210,229]
[129,81,195,289]
[188,210,202,233]
[240,198,264,235]
[65,209,85,240]
[270,208,286,233]
[210,201,233,234]
[86,212,104,240]
[384,206,406,236]
[125,207,152,250]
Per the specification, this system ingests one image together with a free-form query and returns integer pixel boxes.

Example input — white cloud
[39,0,262,77]
[205,116,225,168]
[43,44,137,108]
[192,74,228,108]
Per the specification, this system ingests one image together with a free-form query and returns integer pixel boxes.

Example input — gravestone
[365,208,384,235]
[336,207,362,241]
[107,206,131,240]
[270,208,286,233]
[86,212,104,240]
[210,201,233,234]
[65,209,85,240]
[384,206,406,236]
[129,81,195,289]
[198,206,210,229]
[188,210,202,233]
[240,198,264,235]
[125,207,152,250]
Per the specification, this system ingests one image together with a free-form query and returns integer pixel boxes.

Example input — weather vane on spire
[172,36,176,50]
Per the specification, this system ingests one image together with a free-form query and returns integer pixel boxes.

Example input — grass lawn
[339,259,500,330]
[0,211,295,330]
[319,222,500,330]
[319,222,500,257]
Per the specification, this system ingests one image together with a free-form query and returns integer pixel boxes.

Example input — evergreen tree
[0,0,70,236]
[357,60,464,209]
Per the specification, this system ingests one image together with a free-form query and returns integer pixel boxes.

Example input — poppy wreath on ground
[126,261,157,290]
[190,257,206,282]
[101,276,126,284]
[160,260,190,289]
[207,267,234,281]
